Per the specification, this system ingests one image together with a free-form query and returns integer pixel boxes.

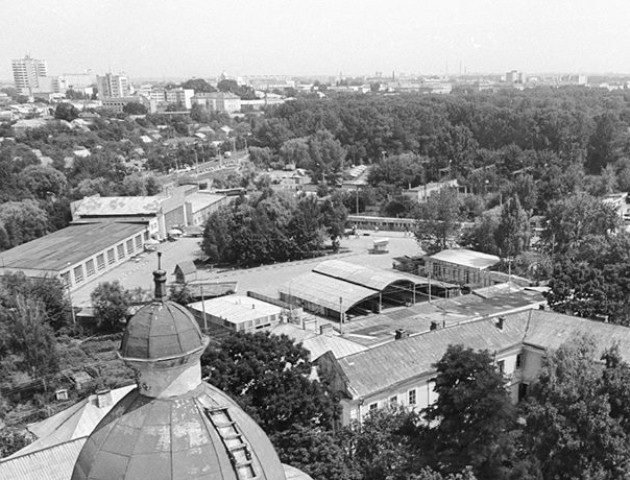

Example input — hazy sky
[2,0,630,80]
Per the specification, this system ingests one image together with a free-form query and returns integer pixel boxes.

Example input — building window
[516,354,522,369]
[126,239,134,255]
[518,383,529,401]
[369,403,377,412]
[144,231,149,240]
[135,235,142,249]
[73,265,84,284]
[60,271,71,287]
[86,260,95,277]
[97,254,105,271]
[497,360,505,374]
[408,389,416,405]
[107,249,116,265]
[389,395,398,407]
[117,244,125,260]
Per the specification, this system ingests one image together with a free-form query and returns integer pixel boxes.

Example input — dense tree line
[201,189,347,266]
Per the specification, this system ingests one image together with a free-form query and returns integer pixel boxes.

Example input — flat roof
[0,222,145,272]
[279,272,379,313]
[73,196,163,217]
[429,248,500,270]
[185,193,227,213]
[188,295,282,325]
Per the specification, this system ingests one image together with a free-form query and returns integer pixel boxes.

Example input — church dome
[71,383,286,480]
[120,265,206,362]
[72,256,287,480]
[120,300,206,361]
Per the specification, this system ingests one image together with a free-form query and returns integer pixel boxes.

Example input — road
[70,231,423,309]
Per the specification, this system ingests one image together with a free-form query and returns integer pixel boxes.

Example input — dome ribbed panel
[120,301,204,361]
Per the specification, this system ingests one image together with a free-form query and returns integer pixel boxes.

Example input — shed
[173,261,196,283]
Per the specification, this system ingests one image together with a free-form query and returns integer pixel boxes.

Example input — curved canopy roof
[279,272,379,313]
[313,259,423,291]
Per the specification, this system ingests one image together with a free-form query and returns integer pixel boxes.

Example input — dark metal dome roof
[71,383,287,480]
[119,261,206,362]
[120,300,206,361]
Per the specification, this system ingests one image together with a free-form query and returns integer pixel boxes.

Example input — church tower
[71,256,288,480]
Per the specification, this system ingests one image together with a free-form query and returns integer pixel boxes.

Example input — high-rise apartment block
[12,55,48,94]
[96,72,129,98]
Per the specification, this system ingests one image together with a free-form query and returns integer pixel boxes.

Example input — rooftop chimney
[496,317,505,330]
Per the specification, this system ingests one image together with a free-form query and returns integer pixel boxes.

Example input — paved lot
[71,231,423,309]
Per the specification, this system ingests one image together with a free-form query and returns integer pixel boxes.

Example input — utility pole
[339,296,343,334]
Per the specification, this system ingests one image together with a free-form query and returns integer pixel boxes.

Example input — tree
[279,138,311,168]
[122,102,147,115]
[0,200,48,250]
[308,130,346,185]
[546,233,630,325]
[423,345,515,480]
[272,427,360,480]
[180,78,216,93]
[0,426,35,458]
[368,153,426,193]
[542,193,619,255]
[4,296,59,376]
[0,272,72,332]
[518,334,630,480]
[54,102,79,122]
[168,283,194,306]
[19,165,68,200]
[201,331,337,433]
[494,196,529,259]
[350,407,423,480]
[415,188,462,254]
[91,281,132,332]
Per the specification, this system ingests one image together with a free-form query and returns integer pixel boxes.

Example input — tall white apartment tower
[96,72,129,98]
[12,55,48,94]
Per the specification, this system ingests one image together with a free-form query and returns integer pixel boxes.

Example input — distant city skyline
[2,0,630,82]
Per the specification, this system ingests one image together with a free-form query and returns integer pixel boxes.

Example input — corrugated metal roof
[279,272,379,312]
[16,386,136,457]
[0,222,145,272]
[74,196,163,217]
[0,437,85,480]
[524,310,630,358]
[339,316,528,398]
[303,335,368,361]
[429,248,500,270]
[270,323,368,360]
[188,295,283,325]
[313,259,414,291]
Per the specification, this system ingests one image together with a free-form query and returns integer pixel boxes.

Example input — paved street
[71,230,422,309]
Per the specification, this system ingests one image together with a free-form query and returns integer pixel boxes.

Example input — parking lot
[71,231,423,310]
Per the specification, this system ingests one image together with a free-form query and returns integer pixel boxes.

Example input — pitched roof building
[322,309,630,426]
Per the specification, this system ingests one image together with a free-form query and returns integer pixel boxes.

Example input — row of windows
[366,355,522,415]
[62,234,144,287]
[368,388,418,412]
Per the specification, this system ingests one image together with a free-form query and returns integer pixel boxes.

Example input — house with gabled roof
[321,309,630,426]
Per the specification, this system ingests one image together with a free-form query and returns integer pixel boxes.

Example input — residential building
[191,92,242,113]
[100,95,149,113]
[12,55,48,94]
[96,72,129,98]
[321,309,630,426]
[165,87,194,109]
[402,179,459,203]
